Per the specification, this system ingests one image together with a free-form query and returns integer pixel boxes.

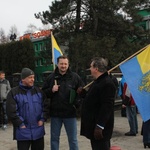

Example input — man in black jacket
[80,57,116,150]
[42,56,84,150]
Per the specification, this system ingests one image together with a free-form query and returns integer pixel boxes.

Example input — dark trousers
[142,119,150,143]
[90,139,110,150]
[0,101,8,125]
[17,137,44,150]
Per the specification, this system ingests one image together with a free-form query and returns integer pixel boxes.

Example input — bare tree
[0,28,7,43]
[41,24,53,30]
[24,24,38,34]
[9,25,18,35]
[9,25,19,41]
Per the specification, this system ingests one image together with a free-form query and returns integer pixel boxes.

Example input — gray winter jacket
[0,79,11,103]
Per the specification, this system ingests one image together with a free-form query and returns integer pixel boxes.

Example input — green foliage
[0,39,35,75]
[35,0,71,25]
[35,0,150,73]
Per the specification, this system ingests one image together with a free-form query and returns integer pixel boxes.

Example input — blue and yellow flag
[51,33,63,66]
[120,46,150,122]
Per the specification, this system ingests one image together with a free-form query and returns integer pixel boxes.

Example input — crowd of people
[0,56,149,150]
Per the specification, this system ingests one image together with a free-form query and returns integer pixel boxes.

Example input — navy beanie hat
[21,68,34,79]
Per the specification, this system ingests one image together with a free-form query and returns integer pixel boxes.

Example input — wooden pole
[108,44,150,73]
[83,81,94,89]
[83,44,150,89]
[54,80,57,85]
[51,31,55,71]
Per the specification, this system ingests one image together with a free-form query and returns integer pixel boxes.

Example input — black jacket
[42,67,84,118]
[80,72,116,140]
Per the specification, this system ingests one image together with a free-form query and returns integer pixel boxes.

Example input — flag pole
[51,31,55,71]
[108,44,150,73]
[83,44,150,89]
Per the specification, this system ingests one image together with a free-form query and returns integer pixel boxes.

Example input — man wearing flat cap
[6,68,48,150]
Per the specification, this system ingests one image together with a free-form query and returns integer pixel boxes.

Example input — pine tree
[35,0,150,73]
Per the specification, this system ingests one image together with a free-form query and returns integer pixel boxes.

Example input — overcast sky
[0,0,53,36]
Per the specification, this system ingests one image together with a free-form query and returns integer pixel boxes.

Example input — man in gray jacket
[0,71,11,129]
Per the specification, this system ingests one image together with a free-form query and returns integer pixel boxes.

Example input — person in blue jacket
[6,68,48,150]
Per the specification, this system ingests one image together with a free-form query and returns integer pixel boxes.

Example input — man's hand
[122,104,126,108]
[38,120,44,126]
[52,85,60,93]
[76,87,83,94]
[20,125,26,128]
[94,126,103,140]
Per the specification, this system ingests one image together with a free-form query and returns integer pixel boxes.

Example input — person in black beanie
[21,68,34,79]
[6,68,49,150]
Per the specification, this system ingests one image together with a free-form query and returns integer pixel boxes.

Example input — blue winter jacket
[6,81,48,141]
